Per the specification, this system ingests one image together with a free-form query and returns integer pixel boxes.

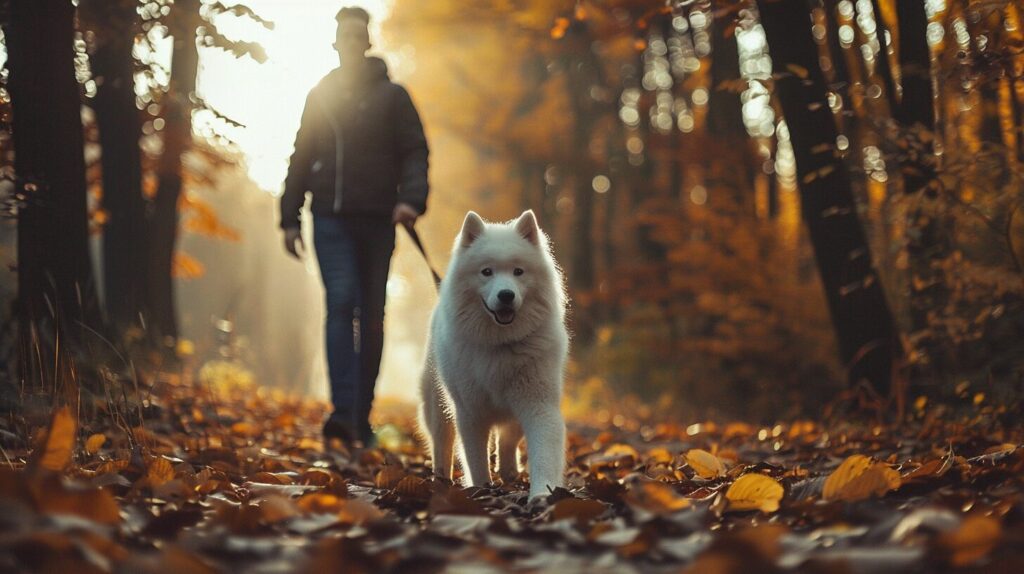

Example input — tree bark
[147,0,200,351]
[5,0,101,386]
[757,0,898,396]
[91,20,148,336]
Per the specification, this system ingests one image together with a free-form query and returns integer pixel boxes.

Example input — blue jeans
[312,215,395,438]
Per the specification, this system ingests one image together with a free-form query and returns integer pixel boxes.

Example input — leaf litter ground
[1,375,1022,573]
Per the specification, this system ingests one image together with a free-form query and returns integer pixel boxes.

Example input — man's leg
[312,216,362,439]
[351,217,395,444]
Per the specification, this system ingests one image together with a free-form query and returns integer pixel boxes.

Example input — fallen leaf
[725,473,784,513]
[686,449,726,479]
[35,406,77,473]
[625,480,691,515]
[934,514,1002,566]
[85,433,106,455]
[823,455,901,502]
[551,497,606,524]
[147,458,176,488]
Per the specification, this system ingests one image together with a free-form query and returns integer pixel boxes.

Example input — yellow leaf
[85,433,106,454]
[647,447,675,465]
[686,449,726,479]
[148,457,176,487]
[725,473,784,513]
[936,515,1002,566]
[823,454,901,502]
[37,406,77,472]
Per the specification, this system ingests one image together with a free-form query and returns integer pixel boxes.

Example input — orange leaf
[36,406,77,473]
[935,515,1002,566]
[85,433,106,455]
[148,457,176,487]
[625,480,691,514]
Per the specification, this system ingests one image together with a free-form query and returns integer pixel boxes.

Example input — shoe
[322,413,357,446]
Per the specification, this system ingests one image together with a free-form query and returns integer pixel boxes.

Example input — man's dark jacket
[279,57,429,228]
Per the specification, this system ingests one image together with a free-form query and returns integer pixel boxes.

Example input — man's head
[334,7,371,65]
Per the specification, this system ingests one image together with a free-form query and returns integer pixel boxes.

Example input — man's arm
[280,92,318,230]
[393,86,430,216]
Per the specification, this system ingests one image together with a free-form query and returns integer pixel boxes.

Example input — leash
[401,222,442,290]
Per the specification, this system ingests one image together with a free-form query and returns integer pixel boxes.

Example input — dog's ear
[460,211,486,248]
[515,210,540,245]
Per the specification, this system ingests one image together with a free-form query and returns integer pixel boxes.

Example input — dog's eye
[513,268,524,276]
[481,268,492,276]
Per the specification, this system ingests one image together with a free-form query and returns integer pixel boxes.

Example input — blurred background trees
[0,0,1020,421]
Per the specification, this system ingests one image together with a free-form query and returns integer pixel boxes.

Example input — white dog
[419,210,569,499]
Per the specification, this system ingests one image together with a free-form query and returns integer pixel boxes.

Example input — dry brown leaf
[823,455,901,502]
[551,497,606,524]
[147,458,176,488]
[32,475,122,525]
[394,475,431,500]
[625,480,691,514]
[374,466,405,490]
[258,494,300,523]
[725,473,784,513]
[686,449,726,479]
[337,498,384,525]
[36,406,77,473]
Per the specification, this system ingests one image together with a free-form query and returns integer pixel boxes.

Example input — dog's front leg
[455,411,491,487]
[520,405,566,499]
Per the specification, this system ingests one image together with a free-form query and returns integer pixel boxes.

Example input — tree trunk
[5,0,101,387]
[147,0,200,353]
[890,0,946,345]
[757,0,899,396]
[564,21,605,344]
[92,25,148,337]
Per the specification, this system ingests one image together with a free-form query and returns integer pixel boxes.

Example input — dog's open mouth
[484,301,516,325]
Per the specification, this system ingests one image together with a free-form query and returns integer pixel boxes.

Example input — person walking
[280,6,429,447]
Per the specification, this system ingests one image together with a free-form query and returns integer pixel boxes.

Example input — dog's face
[454,210,549,328]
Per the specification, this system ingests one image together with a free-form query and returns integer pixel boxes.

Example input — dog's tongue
[495,309,515,324]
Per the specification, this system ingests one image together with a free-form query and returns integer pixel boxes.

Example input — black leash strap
[402,223,442,290]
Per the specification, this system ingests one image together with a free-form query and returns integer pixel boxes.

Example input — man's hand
[283,227,305,259]
[392,202,420,227]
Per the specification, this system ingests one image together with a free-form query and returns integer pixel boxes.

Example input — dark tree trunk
[563,21,606,344]
[757,0,899,396]
[890,0,946,341]
[5,0,101,386]
[147,0,200,352]
[92,27,148,336]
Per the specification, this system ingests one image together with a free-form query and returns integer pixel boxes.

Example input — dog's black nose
[498,290,515,303]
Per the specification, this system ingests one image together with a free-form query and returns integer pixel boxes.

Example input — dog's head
[448,210,563,335]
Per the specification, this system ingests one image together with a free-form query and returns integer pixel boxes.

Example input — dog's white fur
[419,210,569,499]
